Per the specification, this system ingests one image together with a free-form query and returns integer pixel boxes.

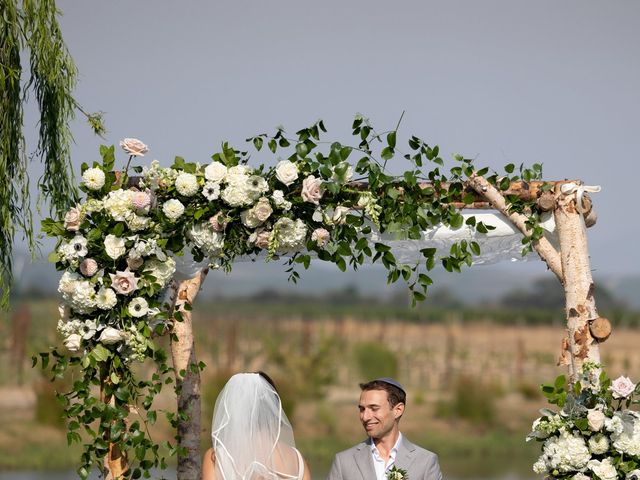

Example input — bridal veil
[211,373,300,480]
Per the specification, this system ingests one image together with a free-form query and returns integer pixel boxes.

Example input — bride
[202,372,311,480]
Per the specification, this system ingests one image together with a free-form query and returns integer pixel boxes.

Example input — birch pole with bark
[169,268,209,480]
[553,183,602,381]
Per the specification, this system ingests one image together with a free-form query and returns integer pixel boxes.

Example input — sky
[18,0,640,294]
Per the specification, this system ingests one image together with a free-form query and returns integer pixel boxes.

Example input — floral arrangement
[528,362,640,480]
[38,117,545,479]
[387,465,409,480]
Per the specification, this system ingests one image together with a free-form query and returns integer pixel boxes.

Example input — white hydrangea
[588,434,610,455]
[221,184,252,207]
[131,238,159,258]
[273,217,307,251]
[605,414,625,436]
[125,212,151,232]
[163,199,185,221]
[588,458,618,480]
[95,287,117,310]
[57,318,82,337]
[542,432,591,473]
[60,278,96,315]
[204,161,227,182]
[143,257,176,288]
[272,190,292,211]
[611,413,640,456]
[175,172,199,196]
[103,189,134,222]
[572,473,591,480]
[188,222,225,257]
[82,167,106,190]
[532,457,547,475]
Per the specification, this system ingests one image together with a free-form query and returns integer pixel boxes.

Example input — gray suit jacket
[327,436,443,480]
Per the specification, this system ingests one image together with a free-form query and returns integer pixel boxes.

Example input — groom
[327,378,443,480]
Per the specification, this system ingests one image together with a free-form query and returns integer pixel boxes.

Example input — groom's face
[358,389,404,440]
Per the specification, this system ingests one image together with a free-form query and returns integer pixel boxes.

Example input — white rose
[275,160,299,186]
[588,458,618,480]
[163,199,185,221]
[104,235,126,260]
[63,333,82,353]
[99,327,125,345]
[119,138,148,156]
[610,375,636,399]
[326,206,350,225]
[82,167,106,190]
[204,161,227,182]
[241,209,262,228]
[587,409,606,431]
[175,172,199,196]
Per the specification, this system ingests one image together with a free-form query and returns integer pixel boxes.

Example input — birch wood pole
[169,268,209,480]
[467,173,564,282]
[554,183,601,381]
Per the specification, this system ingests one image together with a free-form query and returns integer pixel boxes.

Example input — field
[1,299,638,477]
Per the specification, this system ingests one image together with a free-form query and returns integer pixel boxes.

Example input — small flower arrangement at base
[387,465,408,480]
[528,362,640,479]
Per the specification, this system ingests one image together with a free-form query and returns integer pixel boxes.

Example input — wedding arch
[38,117,612,480]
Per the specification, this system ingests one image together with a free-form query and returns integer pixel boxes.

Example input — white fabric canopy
[173,211,559,278]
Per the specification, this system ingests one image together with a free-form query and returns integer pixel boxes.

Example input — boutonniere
[387,465,408,480]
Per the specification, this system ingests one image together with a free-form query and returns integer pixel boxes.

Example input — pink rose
[311,228,330,247]
[209,212,228,232]
[610,375,636,399]
[80,258,98,277]
[119,138,148,156]
[132,191,151,211]
[254,230,271,249]
[253,198,273,222]
[301,175,323,204]
[109,270,138,295]
[64,207,82,231]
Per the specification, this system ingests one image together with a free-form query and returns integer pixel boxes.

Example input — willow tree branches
[0,0,103,306]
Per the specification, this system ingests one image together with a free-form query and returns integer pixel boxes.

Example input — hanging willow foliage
[0,0,102,307]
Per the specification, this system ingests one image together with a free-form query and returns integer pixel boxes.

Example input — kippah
[374,377,406,394]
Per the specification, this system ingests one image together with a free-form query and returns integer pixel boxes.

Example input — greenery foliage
[37,116,546,478]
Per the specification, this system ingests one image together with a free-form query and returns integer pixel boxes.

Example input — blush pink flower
[254,230,271,249]
[119,138,148,156]
[64,207,82,231]
[132,191,151,211]
[610,375,636,399]
[80,258,98,277]
[301,175,323,204]
[209,212,228,232]
[109,269,138,295]
[311,228,330,247]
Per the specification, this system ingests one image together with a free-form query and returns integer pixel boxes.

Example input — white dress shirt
[369,433,403,480]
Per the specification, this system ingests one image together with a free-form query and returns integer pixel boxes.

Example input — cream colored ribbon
[560,182,601,214]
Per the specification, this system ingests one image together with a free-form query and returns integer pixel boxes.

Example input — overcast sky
[21,1,640,285]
